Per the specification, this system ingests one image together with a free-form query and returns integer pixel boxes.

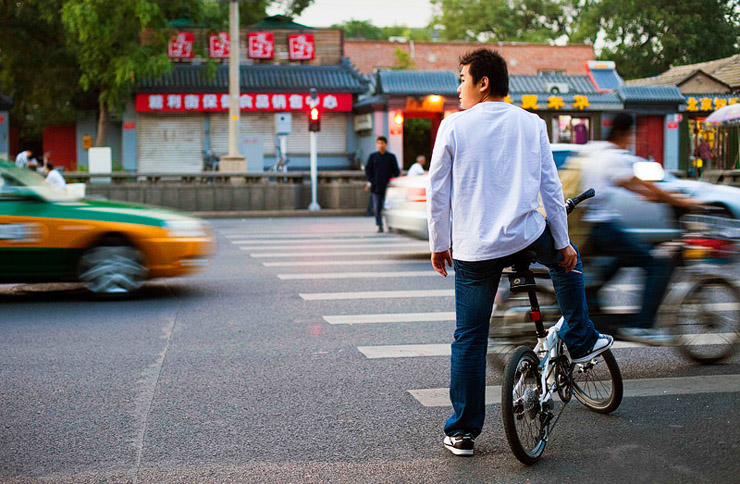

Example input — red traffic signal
[308,107,320,132]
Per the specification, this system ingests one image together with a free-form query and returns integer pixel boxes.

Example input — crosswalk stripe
[263,259,431,267]
[279,271,440,280]
[243,242,427,251]
[231,238,411,245]
[300,289,454,301]
[323,312,456,325]
[409,373,740,407]
[358,333,738,359]
[223,233,397,240]
[252,249,430,258]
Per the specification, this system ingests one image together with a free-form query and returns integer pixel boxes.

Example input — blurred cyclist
[580,113,701,344]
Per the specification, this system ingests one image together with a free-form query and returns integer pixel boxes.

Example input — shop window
[552,115,590,144]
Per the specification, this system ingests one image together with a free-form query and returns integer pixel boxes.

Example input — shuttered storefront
[210,113,276,156]
[209,111,347,158]
[137,114,204,173]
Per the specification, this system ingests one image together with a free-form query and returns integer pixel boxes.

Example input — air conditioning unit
[545,82,570,94]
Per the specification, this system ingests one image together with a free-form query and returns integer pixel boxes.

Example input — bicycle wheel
[672,277,740,365]
[572,350,623,414]
[502,346,547,465]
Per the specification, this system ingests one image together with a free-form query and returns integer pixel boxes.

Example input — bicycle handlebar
[566,188,595,214]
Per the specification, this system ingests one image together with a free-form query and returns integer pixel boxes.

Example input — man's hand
[558,245,577,273]
[431,250,453,277]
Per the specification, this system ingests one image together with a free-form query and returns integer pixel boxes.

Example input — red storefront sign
[123,121,136,130]
[288,34,315,60]
[168,32,194,59]
[248,32,274,59]
[136,93,353,112]
[209,32,230,58]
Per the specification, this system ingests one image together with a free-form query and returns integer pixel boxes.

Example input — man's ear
[479,76,489,94]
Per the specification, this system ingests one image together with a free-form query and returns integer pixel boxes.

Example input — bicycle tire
[502,346,547,465]
[672,277,740,365]
[571,349,623,414]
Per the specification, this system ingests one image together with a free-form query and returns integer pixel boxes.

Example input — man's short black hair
[607,113,634,142]
[45,161,54,169]
[376,136,388,143]
[459,48,509,97]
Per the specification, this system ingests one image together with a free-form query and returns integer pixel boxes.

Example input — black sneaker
[377,226,384,233]
[443,433,475,456]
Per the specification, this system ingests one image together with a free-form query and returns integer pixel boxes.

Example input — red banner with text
[136,93,353,112]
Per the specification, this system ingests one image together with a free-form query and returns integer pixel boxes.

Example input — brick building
[345,40,594,75]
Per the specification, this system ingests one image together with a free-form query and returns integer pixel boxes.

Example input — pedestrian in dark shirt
[365,136,400,232]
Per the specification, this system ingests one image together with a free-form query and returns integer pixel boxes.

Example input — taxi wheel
[78,238,148,296]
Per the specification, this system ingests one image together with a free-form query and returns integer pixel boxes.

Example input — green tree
[392,47,417,69]
[61,0,173,147]
[430,0,567,43]
[571,0,740,79]
[0,0,87,140]
[331,20,384,40]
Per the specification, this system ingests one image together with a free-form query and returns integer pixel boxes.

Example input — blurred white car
[384,144,740,243]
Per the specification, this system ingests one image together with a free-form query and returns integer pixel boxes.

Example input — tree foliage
[331,20,431,41]
[571,0,740,79]
[430,0,567,43]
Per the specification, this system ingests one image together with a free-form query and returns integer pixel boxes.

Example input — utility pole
[219,0,247,172]
[308,88,321,211]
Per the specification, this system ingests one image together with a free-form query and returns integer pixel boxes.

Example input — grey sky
[267,0,436,28]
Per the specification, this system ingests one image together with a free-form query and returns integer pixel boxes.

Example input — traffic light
[308,106,320,132]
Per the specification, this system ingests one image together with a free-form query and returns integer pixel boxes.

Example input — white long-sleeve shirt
[427,102,569,261]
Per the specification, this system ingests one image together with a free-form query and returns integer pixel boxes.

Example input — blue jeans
[445,225,599,437]
[588,221,674,328]
[372,193,385,227]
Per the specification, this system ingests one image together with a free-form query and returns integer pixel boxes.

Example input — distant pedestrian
[407,155,427,177]
[43,161,66,190]
[15,150,32,168]
[365,136,400,232]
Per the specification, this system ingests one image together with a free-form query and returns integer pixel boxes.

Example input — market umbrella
[704,103,740,127]
[704,103,740,169]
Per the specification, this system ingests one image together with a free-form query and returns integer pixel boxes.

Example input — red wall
[42,125,77,170]
[635,115,664,165]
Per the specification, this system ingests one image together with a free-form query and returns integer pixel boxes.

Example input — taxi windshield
[0,161,79,202]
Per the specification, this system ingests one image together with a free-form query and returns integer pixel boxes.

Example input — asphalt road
[1,216,739,484]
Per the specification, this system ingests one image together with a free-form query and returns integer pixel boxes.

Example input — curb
[192,209,369,219]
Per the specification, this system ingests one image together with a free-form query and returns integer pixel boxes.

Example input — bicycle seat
[500,250,538,271]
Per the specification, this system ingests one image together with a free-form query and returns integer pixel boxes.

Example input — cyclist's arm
[616,177,697,208]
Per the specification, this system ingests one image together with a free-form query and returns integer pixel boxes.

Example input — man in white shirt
[15,150,32,168]
[427,49,612,456]
[407,155,426,177]
[43,162,66,190]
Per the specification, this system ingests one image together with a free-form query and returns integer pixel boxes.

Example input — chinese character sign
[168,32,194,59]
[136,93,353,112]
[288,34,315,60]
[209,32,230,58]
[248,32,274,59]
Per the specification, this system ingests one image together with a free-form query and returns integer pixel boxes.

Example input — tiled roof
[617,85,685,103]
[626,54,740,89]
[509,75,597,93]
[377,70,459,96]
[137,58,367,93]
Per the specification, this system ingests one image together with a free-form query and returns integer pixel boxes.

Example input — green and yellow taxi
[0,161,215,295]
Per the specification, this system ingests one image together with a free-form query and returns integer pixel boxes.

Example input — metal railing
[61,171,369,185]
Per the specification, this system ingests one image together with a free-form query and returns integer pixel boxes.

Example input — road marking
[264,259,431,267]
[279,270,440,280]
[323,312,456,325]
[232,238,412,245]
[358,333,738,359]
[300,289,454,301]
[409,373,740,407]
[252,249,430,258]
